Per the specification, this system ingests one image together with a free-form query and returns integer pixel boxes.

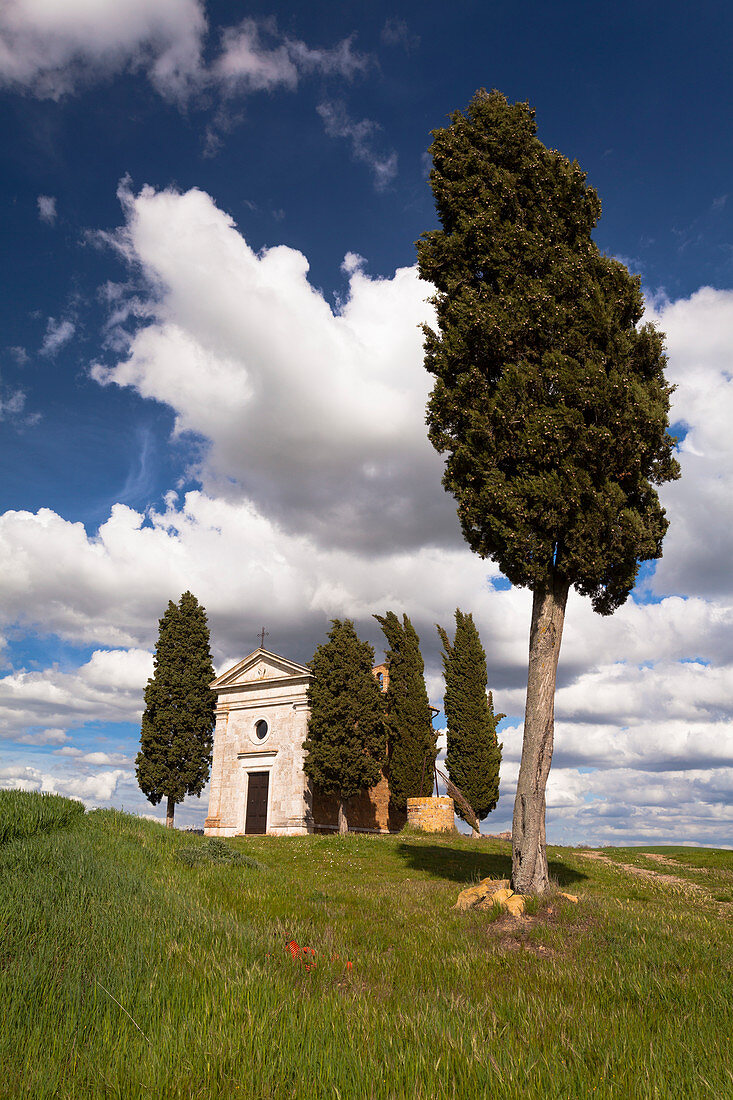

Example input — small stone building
[204,647,403,837]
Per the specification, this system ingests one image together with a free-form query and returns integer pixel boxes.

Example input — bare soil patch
[641,852,687,868]
[486,898,593,958]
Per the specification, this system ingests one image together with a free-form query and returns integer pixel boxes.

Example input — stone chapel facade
[204,647,400,837]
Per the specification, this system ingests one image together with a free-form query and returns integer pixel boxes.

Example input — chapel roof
[210,647,312,692]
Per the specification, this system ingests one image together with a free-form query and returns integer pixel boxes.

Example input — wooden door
[245,772,269,834]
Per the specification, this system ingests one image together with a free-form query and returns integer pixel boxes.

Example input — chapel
[204,647,398,836]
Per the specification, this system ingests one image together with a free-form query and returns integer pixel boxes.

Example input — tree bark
[166,795,175,829]
[511,574,569,894]
[337,800,348,836]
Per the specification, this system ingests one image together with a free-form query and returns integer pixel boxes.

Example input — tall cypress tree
[136,591,216,828]
[438,610,505,837]
[303,619,386,835]
[374,612,436,811]
[417,90,680,891]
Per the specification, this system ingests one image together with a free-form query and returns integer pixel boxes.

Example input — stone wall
[372,663,389,693]
[406,796,456,833]
[312,771,406,833]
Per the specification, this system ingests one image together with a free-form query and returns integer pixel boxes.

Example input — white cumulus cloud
[646,288,733,600]
[0,762,128,805]
[0,647,152,741]
[92,181,445,552]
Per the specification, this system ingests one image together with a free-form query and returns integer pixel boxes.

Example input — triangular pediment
[211,648,311,691]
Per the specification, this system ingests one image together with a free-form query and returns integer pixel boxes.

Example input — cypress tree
[438,610,505,837]
[374,612,437,811]
[417,90,680,891]
[136,591,216,828]
[303,619,386,835]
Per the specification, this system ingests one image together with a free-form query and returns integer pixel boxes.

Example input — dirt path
[639,852,733,882]
[574,850,710,896]
[640,852,689,869]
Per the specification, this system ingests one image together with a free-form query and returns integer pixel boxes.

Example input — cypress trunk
[166,794,175,829]
[511,575,569,894]
[337,801,348,836]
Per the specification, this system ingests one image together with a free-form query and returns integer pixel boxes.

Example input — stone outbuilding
[204,647,403,837]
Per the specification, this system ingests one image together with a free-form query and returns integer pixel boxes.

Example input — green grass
[647,845,733,867]
[0,788,85,843]
[605,844,733,872]
[590,844,733,897]
[1,798,732,1098]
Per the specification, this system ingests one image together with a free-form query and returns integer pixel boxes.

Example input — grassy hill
[1,791,731,1098]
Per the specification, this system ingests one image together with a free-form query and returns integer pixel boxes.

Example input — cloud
[317,100,398,189]
[40,317,75,357]
[0,6,370,108]
[645,288,733,600]
[0,0,206,101]
[555,659,733,728]
[0,484,730,841]
[0,388,27,419]
[56,747,130,765]
[0,491,510,659]
[285,33,369,79]
[380,18,420,52]
[213,18,297,93]
[0,762,128,804]
[2,10,383,177]
[0,385,39,427]
[214,20,368,93]
[544,765,733,847]
[14,727,68,746]
[463,748,733,847]
[117,424,157,506]
[0,755,210,825]
[92,182,442,552]
[552,717,733,772]
[0,647,152,741]
[340,251,366,276]
[37,194,56,223]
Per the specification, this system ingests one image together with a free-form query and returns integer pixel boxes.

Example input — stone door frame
[237,750,277,834]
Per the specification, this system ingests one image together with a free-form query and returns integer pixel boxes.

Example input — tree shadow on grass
[396,843,587,887]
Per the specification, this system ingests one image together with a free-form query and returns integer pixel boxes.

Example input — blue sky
[1,0,732,844]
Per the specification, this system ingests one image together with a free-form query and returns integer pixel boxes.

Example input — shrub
[175,839,264,869]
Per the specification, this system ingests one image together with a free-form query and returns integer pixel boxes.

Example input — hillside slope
[1,794,731,1098]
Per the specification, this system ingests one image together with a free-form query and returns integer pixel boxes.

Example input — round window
[254,719,268,741]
